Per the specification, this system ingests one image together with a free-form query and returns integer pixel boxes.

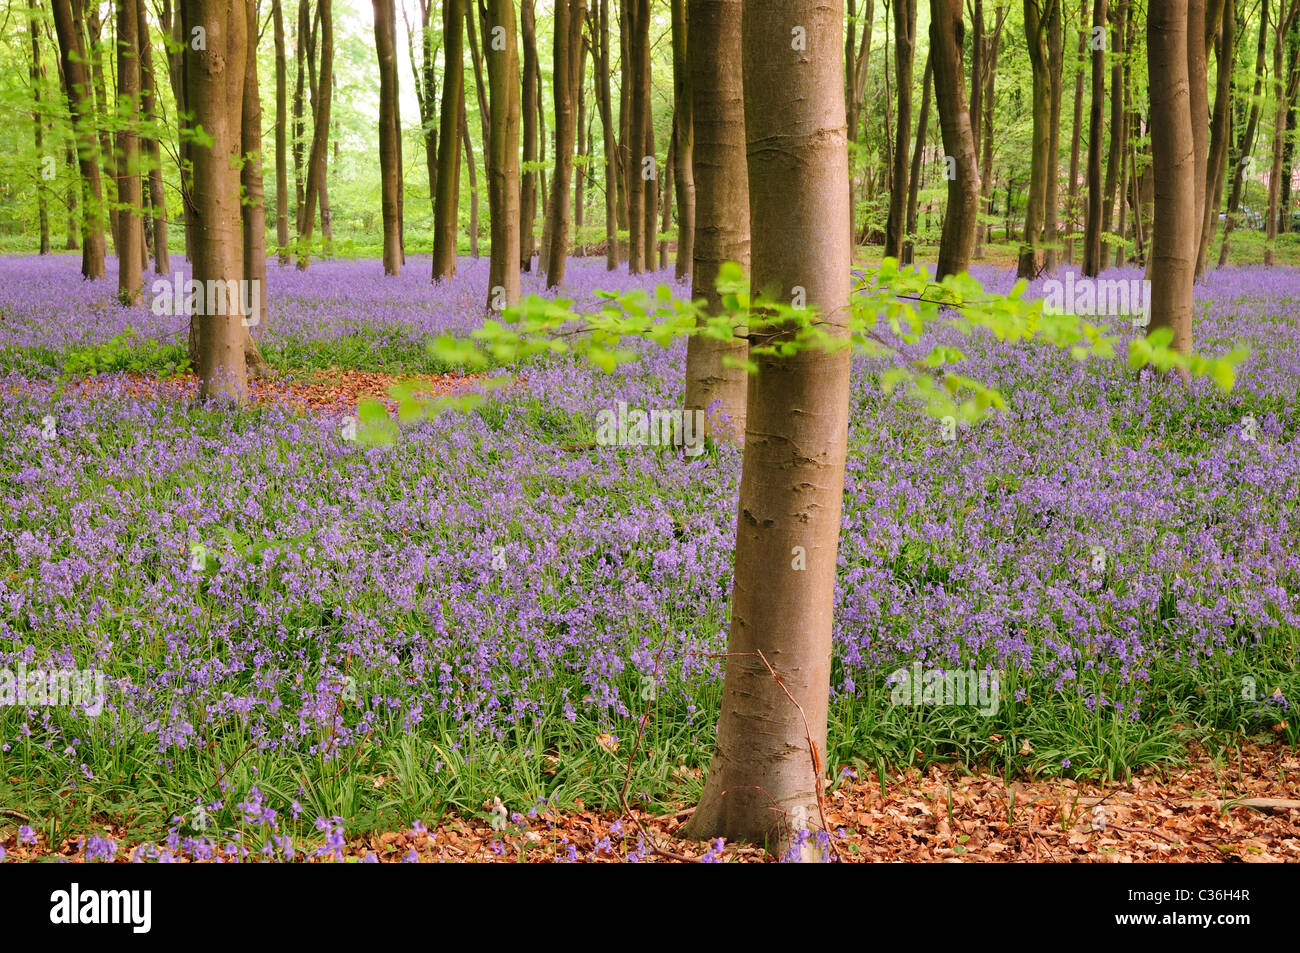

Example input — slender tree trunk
[542,0,586,285]
[1264,1,1300,265]
[975,6,1006,258]
[1065,0,1086,262]
[274,0,290,263]
[485,0,521,309]
[433,0,465,280]
[671,0,695,280]
[1148,0,1196,355]
[51,0,105,279]
[29,0,51,255]
[574,31,589,255]
[134,0,169,274]
[460,95,480,257]
[184,0,249,402]
[87,6,120,259]
[904,53,932,264]
[519,0,539,269]
[116,0,145,303]
[1019,0,1053,278]
[931,0,981,278]
[1219,0,1269,266]
[1043,0,1064,273]
[845,0,874,249]
[594,0,618,267]
[374,0,402,274]
[1198,0,1234,275]
[297,0,333,268]
[64,139,79,250]
[1187,0,1212,264]
[242,0,269,375]
[294,0,307,217]
[1082,0,1106,275]
[1099,0,1126,270]
[683,0,851,853]
[885,0,917,261]
[627,0,649,273]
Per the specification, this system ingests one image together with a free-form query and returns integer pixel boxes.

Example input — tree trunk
[1065,0,1086,262]
[374,0,402,275]
[975,6,1006,259]
[242,0,269,376]
[116,0,145,303]
[574,29,589,255]
[683,0,851,853]
[845,0,874,249]
[1218,0,1269,266]
[184,0,249,402]
[671,0,695,280]
[460,94,480,257]
[681,0,754,442]
[885,0,917,261]
[1264,1,1300,265]
[931,0,981,278]
[1186,0,1212,264]
[594,0,618,267]
[242,0,268,300]
[297,0,333,268]
[485,0,521,309]
[520,0,539,269]
[904,53,932,265]
[542,0,586,285]
[134,0,170,274]
[433,0,465,280]
[87,6,120,259]
[627,0,649,273]
[1198,0,1234,275]
[274,0,290,263]
[1019,0,1053,278]
[28,0,51,255]
[51,0,106,279]
[294,0,307,217]
[1082,0,1106,276]
[1099,0,1126,270]
[1148,0,1196,355]
[1043,0,1064,273]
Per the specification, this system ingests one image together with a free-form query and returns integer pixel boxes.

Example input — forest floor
[2,740,1295,862]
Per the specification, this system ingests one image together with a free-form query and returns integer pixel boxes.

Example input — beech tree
[274,0,290,263]
[670,0,695,281]
[519,0,539,269]
[1264,0,1300,265]
[116,0,144,304]
[51,0,105,279]
[137,0,170,274]
[682,0,749,444]
[1198,0,1234,276]
[1082,0,1105,276]
[885,0,917,262]
[374,0,403,275]
[297,0,334,268]
[432,0,465,280]
[542,0,586,285]
[931,0,981,278]
[485,0,522,309]
[591,0,619,267]
[1148,0,1197,354]
[1219,1,1269,266]
[1019,0,1055,278]
[681,0,853,848]
[183,0,249,401]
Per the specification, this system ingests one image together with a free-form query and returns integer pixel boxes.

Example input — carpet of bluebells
[1,252,1298,859]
